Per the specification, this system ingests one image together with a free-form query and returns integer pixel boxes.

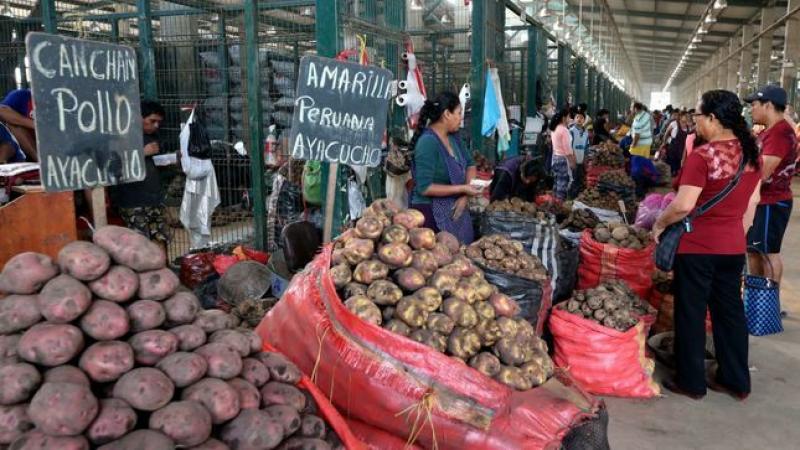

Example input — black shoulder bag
[655,157,746,271]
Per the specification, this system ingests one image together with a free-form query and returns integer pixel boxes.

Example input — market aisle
[606,179,800,450]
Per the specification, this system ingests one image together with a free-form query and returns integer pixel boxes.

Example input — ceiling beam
[585,10,748,25]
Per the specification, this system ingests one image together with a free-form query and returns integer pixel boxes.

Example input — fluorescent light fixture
[0,1,11,16]
[713,0,727,10]
[441,13,451,24]
[697,27,708,34]
[704,15,717,24]
[410,0,423,11]
[692,36,701,43]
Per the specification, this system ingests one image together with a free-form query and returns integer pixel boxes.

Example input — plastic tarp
[577,231,655,299]
[476,262,552,335]
[549,306,661,398]
[256,245,604,450]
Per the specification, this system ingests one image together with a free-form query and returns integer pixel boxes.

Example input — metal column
[727,38,738,92]
[386,0,406,131]
[575,58,585,106]
[137,0,157,100]
[556,44,569,108]
[525,25,541,117]
[41,0,57,33]
[738,25,754,98]
[470,0,486,155]
[587,67,596,113]
[717,46,728,89]
[781,0,800,95]
[217,16,230,141]
[431,37,438,95]
[243,0,266,249]
[757,6,778,86]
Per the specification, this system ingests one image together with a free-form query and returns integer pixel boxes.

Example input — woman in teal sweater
[410,92,481,244]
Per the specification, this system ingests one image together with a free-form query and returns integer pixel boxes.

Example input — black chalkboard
[26,33,145,192]
[288,55,393,168]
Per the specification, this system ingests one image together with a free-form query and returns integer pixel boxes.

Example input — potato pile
[330,200,554,391]
[562,280,656,331]
[587,143,625,168]
[576,187,625,211]
[652,270,673,294]
[654,161,672,186]
[486,198,552,221]
[598,170,635,190]
[592,222,652,250]
[464,235,548,282]
[0,227,343,450]
[560,209,600,232]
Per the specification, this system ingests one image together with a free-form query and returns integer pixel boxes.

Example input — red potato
[195,343,243,380]
[10,431,89,450]
[149,400,212,447]
[0,252,59,295]
[238,328,264,354]
[436,231,461,254]
[57,241,111,281]
[163,292,202,325]
[138,268,180,301]
[79,300,130,341]
[18,323,84,367]
[170,324,207,351]
[209,330,251,357]
[219,409,284,450]
[260,382,307,412]
[0,404,33,444]
[489,293,521,318]
[0,295,41,334]
[228,378,262,410]
[299,415,326,439]
[264,405,301,436]
[0,363,41,405]
[254,352,302,384]
[279,438,332,450]
[92,225,166,272]
[28,382,98,436]
[85,398,137,445]
[156,352,208,388]
[97,429,174,450]
[194,309,240,333]
[79,341,135,383]
[43,365,90,387]
[37,275,92,323]
[126,300,166,332]
[113,368,175,412]
[241,358,270,387]
[0,334,20,364]
[88,265,139,303]
[181,378,241,425]
[128,330,178,366]
[189,438,230,450]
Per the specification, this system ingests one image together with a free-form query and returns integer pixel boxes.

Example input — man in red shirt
[745,85,797,293]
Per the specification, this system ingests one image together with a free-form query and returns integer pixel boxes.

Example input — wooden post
[322,162,339,243]
[90,188,107,227]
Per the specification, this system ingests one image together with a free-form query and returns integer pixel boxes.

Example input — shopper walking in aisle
[665,112,691,176]
[629,102,658,196]
[410,91,480,244]
[569,109,590,196]
[110,100,171,250]
[653,90,761,400]
[549,109,574,201]
[744,86,797,304]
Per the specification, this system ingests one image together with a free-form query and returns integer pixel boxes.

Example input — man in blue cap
[744,85,797,304]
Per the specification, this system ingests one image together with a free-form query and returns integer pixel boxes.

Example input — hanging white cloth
[489,68,511,152]
[179,109,221,249]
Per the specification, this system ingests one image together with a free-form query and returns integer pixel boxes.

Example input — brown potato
[430,243,454,267]
[493,336,532,366]
[11,431,90,450]
[495,317,519,336]
[447,327,482,360]
[260,381,307,412]
[43,365,90,387]
[113,368,175,412]
[0,363,40,405]
[0,404,33,445]
[57,241,110,281]
[381,224,410,244]
[366,280,403,306]
[163,292,202,325]
[426,313,455,335]
[92,225,166,272]
[409,329,447,353]
[18,323,84,367]
[344,295,382,326]
[156,351,208,388]
[436,231,460,254]
[129,330,178,366]
[264,404,301,435]
[79,341,135,383]
[474,301,496,321]
[182,378,241,425]
[475,318,502,347]
[392,210,425,229]
[342,239,374,265]
[88,265,139,303]
[209,330,252,357]
[415,286,443,312]
[80,300,130,341]
[384,319,412,337]
[138,268,180,301]
[410,250,438,278]
[254,352,301,384]
[468,352,502,378]
[354,216,384,240]
[442,298,478,328]
[520,361,548,388]
[408,228,436,251]
[280,437,333,450]
[29,382,98,436]
[495,365,533,391]
[170,324,207,351]
[489,293,521,318]
[194,309,239,333]
[97,429,174,450]
[352,260,389,285]
[241,358,271,387]
[393,267,426,292]
[127,300,166,332]
[0,334,20,365]
[37,274,91,323]
[237,328,264,354]
[428,270,459,297]
[85,398,137,445]
[330,264,352,289]
[149,400,212,447]
[300,414,326,439]
[377,243,413,269]
[341,282,367,299]
[228,378,262,410]
[220,409,284,450]
[195,343,243,380]
[0,252,59,295]
[0,295,40,334]
[394,296,429,328]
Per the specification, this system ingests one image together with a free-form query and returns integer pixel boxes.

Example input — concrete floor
[606,181,800,449]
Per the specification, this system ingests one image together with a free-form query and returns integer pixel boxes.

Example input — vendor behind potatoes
[489,156,547,202]
[410,91,480,245]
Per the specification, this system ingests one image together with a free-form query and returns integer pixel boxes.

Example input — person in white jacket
[179,109,220,249]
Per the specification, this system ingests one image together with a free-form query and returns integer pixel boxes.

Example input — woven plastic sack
[554,240,580,302]
[577,230,655,299]
[571,201,623,224]
[549,306,661,398]
[476,262,552,335]
[256,245,605,450]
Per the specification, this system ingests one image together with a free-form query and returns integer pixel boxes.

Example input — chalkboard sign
[288,55,393,168]
[26,33,144,192]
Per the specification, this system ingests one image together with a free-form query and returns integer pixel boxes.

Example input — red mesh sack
[584,165,612,188]
[179,252,216,289]
[212,254,239,275]
[346,419,423,450]
[577,230,655,299]
[256,245,604,450]
[549,305,660,398]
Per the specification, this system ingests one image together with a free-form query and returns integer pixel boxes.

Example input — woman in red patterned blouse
[653,90,762,401]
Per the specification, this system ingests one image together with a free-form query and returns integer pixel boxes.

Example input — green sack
[303,160,323,205]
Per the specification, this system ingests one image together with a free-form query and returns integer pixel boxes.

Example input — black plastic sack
[554,239,580,302]
[477,262,547,334]
[597,180,635,205]
[195,273,221,309]
[188,114,213,159]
